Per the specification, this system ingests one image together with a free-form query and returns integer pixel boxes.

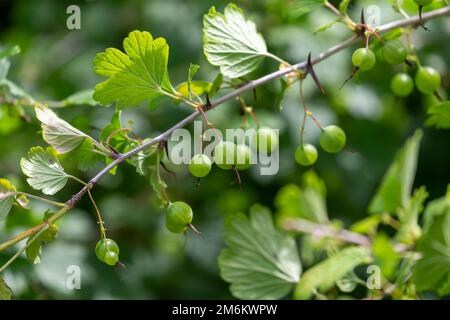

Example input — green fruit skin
[352,48,376,71]
[391,73,414,97]
[104,251,119,266]
[295,144,318,166]
[413,0,433,6]
[415,67,441,95]
[256,127,278,153]
[95,239,120,263]
[382,40,407,65]
[235,144,252,170]
[320,125,347,154]
[189,154,212,178]
[213,141,237,170]
[166,201,193,233]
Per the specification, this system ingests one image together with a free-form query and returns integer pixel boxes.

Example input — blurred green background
[0,0,449,299]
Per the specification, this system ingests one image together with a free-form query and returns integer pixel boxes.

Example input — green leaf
[61,89,98,107]
[313,18,340,35]
[275,171,329,225]
[26,235,42,264]
[25,213,58,264]
[219,204,301,300]
[0,277,12,300]
[0,79,34,102]
[187,63,200,99]
[339,0,351,14]
[203,4,268,79]
[176,81,212,99]
[413,212,450,296]
[372,233,400,279]
[35,103,90,154]
[350,215,380,235]
[93,30,174,108]
[0,178,16,220]
[425,101,450,129]
[368,130,423,215]
[20,147,69,195]
[275,78,288,112]
[286,0,325,20]
[209,73,223,98]
[396,187,428,244]
[0,45,21,60]
[68,139,103,171]
[294,246,370,300]
[150,169,169,207]
[0,59,10,80]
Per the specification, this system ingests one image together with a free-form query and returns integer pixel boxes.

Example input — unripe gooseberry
[295,144,318,167]
[352,48,376,71]
[319,125,347,154]
[382,40,407,65]
[415,66,441,95]
[213,141,237,170]
[189,154,212,178]
[95,238,120,266]
[166,201,193,233]
[413,0,434,6]
[235,144,252,170]
[255,127,278,154]
[391,73,414,97]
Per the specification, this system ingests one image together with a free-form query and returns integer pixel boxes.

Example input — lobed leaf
[20,147,69,195]
[219,204,301,300]
[203,4,268,79]
[294,246,370,299]
[93,30,175,108]
[35,103,89,154]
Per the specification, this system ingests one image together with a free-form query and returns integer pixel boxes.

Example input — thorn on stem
[188,223,201,234]
[418,6,430,31]
[307,52,325,94]
[340,67,359,89]
[232,165,243,191]
[196,177,201,189]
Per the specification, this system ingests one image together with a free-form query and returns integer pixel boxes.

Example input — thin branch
[283,218,371,247]
[13,192,66,208]
[0,7,448,258]
[282,218,411,253]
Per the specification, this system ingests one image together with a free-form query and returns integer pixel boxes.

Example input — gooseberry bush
[0,1,450,300]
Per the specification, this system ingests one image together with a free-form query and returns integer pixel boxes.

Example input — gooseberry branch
[0,6,449,264]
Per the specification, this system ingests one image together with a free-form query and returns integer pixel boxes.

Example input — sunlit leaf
[372,233,400,279]
[0,277,12,300]
[93,30,174,108]
[35,103,89,154]
[20,146,69,195]
[219,204,301,300]
[176,81,212,99]
[61,89,98,107]
[0,178,16,220]
[203,4,268,78]
[368,130,422,214]
[294,246,370,300]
